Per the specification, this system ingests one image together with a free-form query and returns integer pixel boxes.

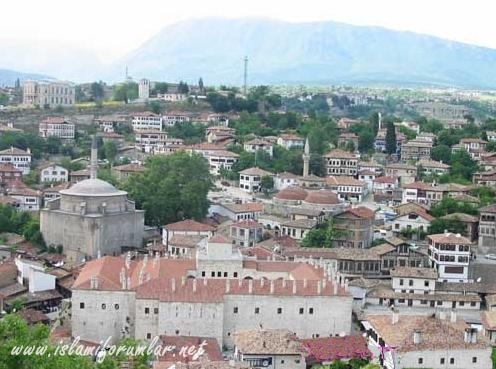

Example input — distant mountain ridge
[0,68,53,86]
[112,18,496,88]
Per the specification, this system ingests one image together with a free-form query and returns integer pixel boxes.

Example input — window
[440,358,445,364]
[201,271,206,277]
[409,280,413,286]
[175,330,180,335]
[471,301,476,307]
[281,360,285,364]
[309,308,314,314]
[255,307,259,314]
[146,333,151,339]
[154,308,159,314]
[277,308,282,314]
[450,358,454,364]
[233,272,238,277]
[80,302,85,309]
[472,357,477,363]
[211,271,215,277]
[233,307,238,314]
[399,279,404,286]
[101,304,106,310]
[437,301,442,306]
[418,358,423,364]
[424,281,429,287]
[145,307,150,314]
[295,359,300,364]
[217,271,222,277]
[114,304,119,310]
[299,308,304,314]
[224,272,228,277]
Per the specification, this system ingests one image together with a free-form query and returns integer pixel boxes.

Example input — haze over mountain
[2,18,496,88]
[0,68,53,86]
[113,18,496,88]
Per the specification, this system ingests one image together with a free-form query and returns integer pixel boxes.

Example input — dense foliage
[0,205,45,249]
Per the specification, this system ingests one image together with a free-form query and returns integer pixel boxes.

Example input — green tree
[45,136,62,155]
[385,121,397,155]
[449,150,478,181]
[113,82,138,103]
[431,144,452,164]
[198,77,204,93]
[429,218,467,236]
[178,81,189,94]
[358,130,375,153]
[429,197,478,217]
[102,141,118,163]
[344,140,356,152]
[124,152,212,226]
[90,81,105,101]
[260,175,274,196]
[148,100,162,114]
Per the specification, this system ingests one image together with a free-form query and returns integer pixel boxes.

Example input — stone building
[478,204,496,252]
[40,138,144,261]
[332,207,375,248]
[323,149,358,177]
[39,117,75,139]
[23,80,75,107]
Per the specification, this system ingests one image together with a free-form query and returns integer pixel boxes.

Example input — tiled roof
[301,335,372,363]
[304,189,340,205]
[275,186,308,200]
[220,202,264,213]
[417,159,450,169]
[369,243,396,255]
[280,219,317,229]
[389,266,437,279]
[373,176,396,184]
[331,247,381,261]
[0,163,21,173]
[479,204,496,213]
[482,311,496,330]
[18,308,49,324]
[326,176,365,187]
[323,149,357,159]
[41,117,70,124]
[366,314,490,353]
[155,336,222,363]
[169,235,204,248]
[239,167,273,176]
[208,234,231,243]
[275,171,300,179]
[428,232,472,245]
[441,212,479,223]
[165,219,216,232]
[341,206,375,219]
[402,181,432,190]
[234,330,305,355]
[279,134,303,141]
[232,220,262,229]
[397,209,434,222]
[0,147,30,156]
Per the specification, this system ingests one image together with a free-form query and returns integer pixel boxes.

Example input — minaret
[303,137,310,177]
[90,135,98,179]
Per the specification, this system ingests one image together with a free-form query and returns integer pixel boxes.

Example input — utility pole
[243,56,248,96]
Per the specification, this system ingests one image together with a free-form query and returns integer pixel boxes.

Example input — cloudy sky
[1,0,494,62]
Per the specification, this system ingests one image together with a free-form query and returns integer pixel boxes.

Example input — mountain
[113,18,496,88]
[0,68,53,86]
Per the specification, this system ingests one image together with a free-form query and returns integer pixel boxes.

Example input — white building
[364,313,492,369]
[210,202,264,221]
[323,150,359,177]
[277,134,305,150]
[239,167,273,192]
[23,80,75,107]
[243,138,274,157]
[326,176,367,202]
[163,112,191,127]
[390,266,437,294]
[428,232,472,282]
[0,147,32,175]
[39,117,75,139]
[392,210,433,236]
[158,93,187,102]
[40,164,68,183]
[162,219,216,246]
[417,159,451,176]
[15,258,56,293]
[94,115,127,133]
[487,131,496,142]
[132,112,163,131]
[8,183,40,211]
[138,79,150,100]
[274,172,300,191]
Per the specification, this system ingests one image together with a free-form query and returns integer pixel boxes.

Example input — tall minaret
[90,135,98,179]
[303,137,310,177]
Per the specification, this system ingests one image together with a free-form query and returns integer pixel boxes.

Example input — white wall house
[239,167,273,192]
[15,258,56,293]
[428,232,472,282]
[8,185,40,211]
[132,112,163,131]
[277,134,305,150]
[0,147,32,175]
[392,211,433,236]
[40,164,68,183]
[274,172,300,191]
[243,138,274,158]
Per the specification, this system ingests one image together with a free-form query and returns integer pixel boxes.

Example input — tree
[178,81,189,94]
[113,82,138,103]
[124,152,212,226]
[148,101,162,114]
[102,141,118,163]
[152,82,168,95]
[429,197,478,217]
[45,136,62,155]
[429,218,467,236]
[449,150,478,181]
[90,81,105,101]
[260,175,274,196]
[385,121,397,155]
[344,140,355,152]
[431,144,452,164]
[358,131,375,153]
[198,77,204,93]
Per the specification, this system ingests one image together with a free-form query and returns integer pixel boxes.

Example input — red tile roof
[428,232,472,245]
[301,335,372,364]
[323,149,357,159]
[208,234,230,243]
[232,220,263,229]
[165,219,216,232]
[343,206,375,219]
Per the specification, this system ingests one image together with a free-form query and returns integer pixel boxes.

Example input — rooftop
[428,232,472,245]
[323,149,357,159]
[239,167,273,176]
[389,266,438,279]
[275,186,308,201]
[234,330,304,355]
[165,219,216,232]
[60,178,127,197]
[301,335,372,364]
[220,202,264,213]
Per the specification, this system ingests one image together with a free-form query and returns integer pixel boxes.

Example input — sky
[1,0,495,63]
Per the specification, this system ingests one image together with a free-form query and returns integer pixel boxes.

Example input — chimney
[192,279,197,293]
[464,328,477,343]
[238,279,242,287]
[344,278,349,292]
[317,281,322,295]
[450,310,457,323]
[171,278,176,292]
[226,279,230,293]
[444,229,449,234]
[323,279,327,290]
[248,279,253,294]
[292,280,297,294]
[260,278,265,287]
[203,279,208,286]
[282,279,286,288]
[303,279,308,288]
[333,282,338,295]
[270,280,274,294]
[181,276,186,286]
[391,310,399,325]
[413,330,422,344]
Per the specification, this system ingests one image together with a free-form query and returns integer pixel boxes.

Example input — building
[23,80,75,107]
[187,144,239,175]
[392,209,434,237]
[210,202,264,221]
[400,139,433,162]
[277,134,305,150]
[158,93,187,102]
[42,182,71,205]
[234,330,306,369]
[163,112,191,126]
[138,79,150,100]
[134,130,183,154]
[239,167,273,193]
[132,112,163,131]
[71,254,353,348]
[385,163,416,185]
[230,220,264,247]
[243,138,274,157]
[0,163,22,184]
[374,130,405,154]
[112,163,146,181]
[206,126,235,144]
[40,138,144,261]
[162,219,216,247]
[7,181,41,211]
[417,159,450,176]
[274,172,300,191]
[39,164,68,183]
[487,131,496,142]
[473,170,496,186]
[441,213,479,242]
[94,115,127,133]
[478,204,496,252]
[281,219,317,240]
[38,117,75,139]
[428,232,472,282]
[364,313,492,369]
[326,176,366,202]
[69,168,90,183]
[0,147,32,175]
[323,150,358,177]
[337,133,359,150]
[332,207,375,248]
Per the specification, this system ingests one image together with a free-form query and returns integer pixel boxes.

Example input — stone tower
[90,135,98,179]
[138,79,150,101]
[303,137,310,177]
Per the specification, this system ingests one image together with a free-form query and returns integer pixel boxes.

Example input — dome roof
[275,186,308,201]
[304,189,340,205]
[60,179,127,197]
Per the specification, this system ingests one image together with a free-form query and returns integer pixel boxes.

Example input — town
[1,75,496,369]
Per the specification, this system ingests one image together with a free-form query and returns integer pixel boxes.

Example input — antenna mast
[243,56,248,96]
